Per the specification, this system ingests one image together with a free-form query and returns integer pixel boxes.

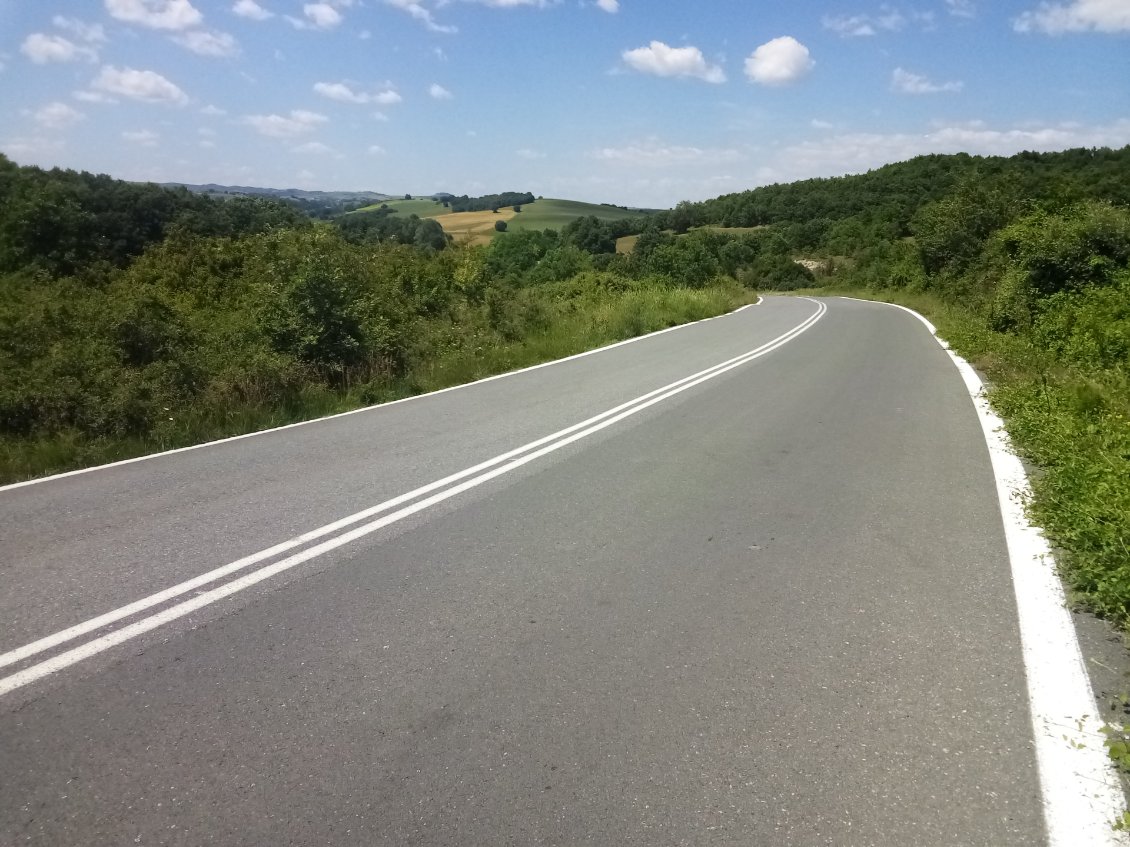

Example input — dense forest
[444,191,536,213]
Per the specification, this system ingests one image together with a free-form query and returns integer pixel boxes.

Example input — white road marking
[0,299,823,696]
[841,296,1128,847]
[0,299,763,495]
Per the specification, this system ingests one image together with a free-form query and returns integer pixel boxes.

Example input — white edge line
[840,296,1128,846]
[0,298,765,495]
[0,299,820,693]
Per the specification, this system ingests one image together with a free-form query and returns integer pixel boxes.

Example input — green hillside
[505,199,650,232]
[352,197,652,233]
[352,197,447,217]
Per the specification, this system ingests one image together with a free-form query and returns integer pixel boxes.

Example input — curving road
[0,296,1100,845]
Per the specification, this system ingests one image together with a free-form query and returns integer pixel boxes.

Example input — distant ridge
[161,182,393,204]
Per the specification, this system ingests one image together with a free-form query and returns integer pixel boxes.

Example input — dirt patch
[433,208,517,245]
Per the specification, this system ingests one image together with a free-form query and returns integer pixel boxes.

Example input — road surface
[0,296,1107,845]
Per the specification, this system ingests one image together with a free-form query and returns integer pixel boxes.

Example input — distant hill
[349,197,656,243]
[162,183,393,204]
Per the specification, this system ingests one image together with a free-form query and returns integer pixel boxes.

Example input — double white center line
[0,299,826,696]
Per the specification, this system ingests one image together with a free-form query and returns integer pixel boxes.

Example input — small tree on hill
[495,220,508,232]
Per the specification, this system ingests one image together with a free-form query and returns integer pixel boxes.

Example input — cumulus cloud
[1015,0,1130,33]
[762,120,1130,184]
[34,102,85,129]
[314,81,368,103]
[105,0,203,30]
[292,140,335,154]
[174,30,239,57]
[429,83,453,99]
[287,2,343,28]
[385,0,457,32]
[744,37,814,86]
[242,109,328,137]
[367,144,386,155]
[122,129,159,146]
[464,0,555,6]
[232,0,273,19]
[892,67,963,94]
[516,148,546,159]
[622,41,726,83]
[74,89,117,103]
[945,0,976,17]
[21,34,98,64]
[822,8,906,36]
[91,65,189,104]
[52,17,108,43]
[589,139,743,167]
[596,0,619,11]
[313,82,403,105]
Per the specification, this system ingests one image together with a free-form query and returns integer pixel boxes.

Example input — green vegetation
[352,197,443,218]
[675,145,1130,627]
[503,198,650,233]
[0,156,768,484]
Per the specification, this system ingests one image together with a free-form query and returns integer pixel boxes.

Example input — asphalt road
[1,296,1052,845]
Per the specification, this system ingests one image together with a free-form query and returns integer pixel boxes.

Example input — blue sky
[1,0,1128,207]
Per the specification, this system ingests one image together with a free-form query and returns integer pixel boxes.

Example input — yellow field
[432,208,517,245]
[615,235,639,254]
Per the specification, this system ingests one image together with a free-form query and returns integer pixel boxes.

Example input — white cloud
[367,144,386,155]
[945,0,976,17]
[822,14,876,36]
[892,67,963,94]
[242,109,328,137]
[516,148,546,159]
[313,82,403,105]
[823,8,908,36]
[590,139,743,167]
[232,0,273,20]
[200,104,227,115]
[105,0,203,31]
[73,89,117,103]
[1,137,66,161]
[622,41,726,83]
[463,0,555,6]
[385,0,458,33]
[314,81,369,103]
[763,119,1130,184]
[21,33,97,64]
[292,141,335,154]
[52,17,108,43]
[34,102,85,129]
[288,2,343,28]
[744,36,814,86]
[596,0,619,11]
[1015,0,1130,33]
[91,65,189,104]
[811,119,834,130]
[429,83,453,99]
[174,30,239,57]
[122,129,159,146]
